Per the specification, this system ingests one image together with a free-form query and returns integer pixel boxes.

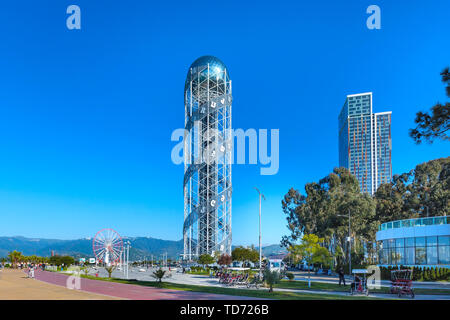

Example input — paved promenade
[0,269,118,300]
[34,269,258,300]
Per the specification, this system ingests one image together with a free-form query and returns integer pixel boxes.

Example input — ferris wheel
[92,228,123,265]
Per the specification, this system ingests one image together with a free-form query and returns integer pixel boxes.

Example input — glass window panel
[383,240,389,249]
[396,247,404,265]
[438,246,449,265]
[389,239,395,248]
[438,236,450,246]
[434,217,445,225]
[426,236,437,246]
[405,237,415,247]
[415,237,426,247]
[390,249,397,265]
[395,238,404,248]
[405,247,415,265]
[384,249,390,265]
[393,221,400,228]
[415,247,426,264]
[381,249,389,265]
[427,246,438,265]
[402,220,412,228]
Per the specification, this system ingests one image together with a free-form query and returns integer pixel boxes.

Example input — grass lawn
[79,274,377,300]
[276,280,450,296]
[186,270,210,275]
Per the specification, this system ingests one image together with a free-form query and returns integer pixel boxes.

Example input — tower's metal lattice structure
[183,56,232,260]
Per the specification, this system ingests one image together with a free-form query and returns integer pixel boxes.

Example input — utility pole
[254,187,265,280]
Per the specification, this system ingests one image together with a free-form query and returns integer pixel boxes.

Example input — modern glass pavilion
[376,216,450,267]
[183,56,232,260]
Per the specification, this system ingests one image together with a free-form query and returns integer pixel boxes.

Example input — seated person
[351,275,362,291]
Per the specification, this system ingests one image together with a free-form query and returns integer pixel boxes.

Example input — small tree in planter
[104,265,115,278]
[152,268,166,284]
[286,272,295,281]
[263,269,282,292]
[81,266,89,276]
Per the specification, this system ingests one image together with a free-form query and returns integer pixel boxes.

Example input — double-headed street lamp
[337,208,351,275]
[254,187,265,280]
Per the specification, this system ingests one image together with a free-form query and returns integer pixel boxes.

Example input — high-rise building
[183,56,232,260]
[338,92,392,194]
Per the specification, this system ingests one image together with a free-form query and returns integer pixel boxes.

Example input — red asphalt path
[35,270,259,300]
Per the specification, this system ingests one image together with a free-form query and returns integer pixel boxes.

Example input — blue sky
[0,0,448,245]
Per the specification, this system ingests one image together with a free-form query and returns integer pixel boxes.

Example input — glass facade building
[376,216,450,267]
[338,93,392,194]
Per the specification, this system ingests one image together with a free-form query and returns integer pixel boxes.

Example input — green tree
[410,67,450,144]
[231,246,246,262]
[374,172,417,223]
[375,157,449,220]
[49,255,75,267]
[289,234,331,288]
[263,269,281,293]
[282,167,376,268]
[198,254,215,268]
[408,157,450,217]
[231,246,259,267]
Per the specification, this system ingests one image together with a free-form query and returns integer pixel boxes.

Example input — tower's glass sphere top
[189,55,227,72]
[186,55,228,82]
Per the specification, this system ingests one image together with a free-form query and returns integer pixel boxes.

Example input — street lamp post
[125,241,131,279]
[254,187,265,280]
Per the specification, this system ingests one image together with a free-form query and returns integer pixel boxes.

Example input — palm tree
[152,268,166,283]
[7,250,23,268]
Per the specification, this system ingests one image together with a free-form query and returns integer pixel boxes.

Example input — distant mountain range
[0,236,287,260]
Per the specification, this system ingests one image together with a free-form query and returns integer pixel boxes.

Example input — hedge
[379,266,450,281]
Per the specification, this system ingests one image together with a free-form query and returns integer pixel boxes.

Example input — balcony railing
[378,216,448,231]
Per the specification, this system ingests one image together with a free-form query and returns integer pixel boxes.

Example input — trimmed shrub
[286,272,295,281]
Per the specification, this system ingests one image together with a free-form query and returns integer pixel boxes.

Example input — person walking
[28,266,34,279]
[338,267,346,286]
